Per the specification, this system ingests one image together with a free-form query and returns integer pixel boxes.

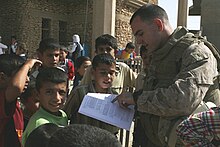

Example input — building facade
[189,0,220,50]
[0,0,157,57]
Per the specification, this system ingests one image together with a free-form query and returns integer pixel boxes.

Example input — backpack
[166,28,220,147]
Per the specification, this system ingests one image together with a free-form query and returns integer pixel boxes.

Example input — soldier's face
[131,16,163,54]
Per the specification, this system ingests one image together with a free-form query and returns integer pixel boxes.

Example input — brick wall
[0,0,93,57]
[0,0,157,57]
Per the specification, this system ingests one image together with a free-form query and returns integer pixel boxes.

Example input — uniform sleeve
[176,107,220,146]
[79,65,92,85]
[137,43,218,117]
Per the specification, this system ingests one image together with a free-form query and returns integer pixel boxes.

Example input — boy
[73,56,91,88]
[120,42,136,60]
[64,53,119,134]
[59,46,74,81]
[48,124,122,147]
[176,107,220,146]
[80,34,137,94]
[22,67,69,146]
[0,54,41,147]
[24,38,61,119]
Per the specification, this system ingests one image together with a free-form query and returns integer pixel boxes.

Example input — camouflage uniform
[137,27,220,146]
[63,82,119,134]
[80,62,137,94]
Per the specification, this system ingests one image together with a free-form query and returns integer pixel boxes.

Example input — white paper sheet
[78,93,135,131]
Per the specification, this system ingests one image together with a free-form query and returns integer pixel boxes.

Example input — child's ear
[0,72,7,81]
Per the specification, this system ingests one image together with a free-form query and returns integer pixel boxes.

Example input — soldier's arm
[136,43,218,117]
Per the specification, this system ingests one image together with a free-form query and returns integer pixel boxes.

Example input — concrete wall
[201,0,220,50]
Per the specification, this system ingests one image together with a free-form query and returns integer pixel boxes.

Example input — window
[59,21,67,45]
[42,18,51,40]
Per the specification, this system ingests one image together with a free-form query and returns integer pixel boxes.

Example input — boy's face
[38,49,60,67]
[77,60,92,76]
[96,45,115,58]
[37,81,67,114]
[59,50,68,62]
[92,63,116,92]
[126,48,135,54]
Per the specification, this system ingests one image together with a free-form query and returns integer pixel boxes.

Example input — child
[25,123,60,147]
[22,67,69,146]
[20,85,40,129]
[48,124,122,147]
[176,107,220,146]
[0,54,41,147]
[73,56,91,89]
[120,42,136,60]
[29,38,61,86]
[80,34,137,94]
[64,53,119,135]
[23,38,61,126]
[59,46,75,81]
[15,42,28,60]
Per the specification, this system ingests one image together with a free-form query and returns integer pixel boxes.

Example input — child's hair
[25,123,61,147]
[92,53,116,69]
[11,35,17,40]
[0,54,25,76]
[75,56,91,70]
[48,124,122,147]
[37,38,60,54]
[126,42,135,49]
[17,42,28,54]
[36,67,68,91]
[95,34,118,50]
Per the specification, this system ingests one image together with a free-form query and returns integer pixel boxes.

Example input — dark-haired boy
[22,67,69,146]
[64,53,119,134]
[0,54,41,147]
[80,34,137,94]
[23,38,62,125]
[48,124,122,147]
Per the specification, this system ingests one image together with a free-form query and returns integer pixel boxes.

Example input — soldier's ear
[153,18,163,31]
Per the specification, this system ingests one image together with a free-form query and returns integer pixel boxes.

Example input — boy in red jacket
[0,54,41,147]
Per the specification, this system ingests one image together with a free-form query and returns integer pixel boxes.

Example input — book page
[78,93,135,131]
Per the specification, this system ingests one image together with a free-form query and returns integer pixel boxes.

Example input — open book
[78,93,135,131]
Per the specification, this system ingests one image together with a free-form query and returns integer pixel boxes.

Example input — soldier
[115,4,220,147]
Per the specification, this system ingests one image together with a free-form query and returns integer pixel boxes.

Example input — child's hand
[25,59,42,70]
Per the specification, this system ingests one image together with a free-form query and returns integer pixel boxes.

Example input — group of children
[2,32,218,147]
[0,34,137,147]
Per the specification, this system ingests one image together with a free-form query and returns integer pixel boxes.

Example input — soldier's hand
[116,92,135,109]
